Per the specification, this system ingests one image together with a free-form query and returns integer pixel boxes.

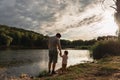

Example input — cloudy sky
[0,0,118,40]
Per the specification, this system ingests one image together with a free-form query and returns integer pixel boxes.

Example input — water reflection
[0,49,93,77]
[57,50,93,69]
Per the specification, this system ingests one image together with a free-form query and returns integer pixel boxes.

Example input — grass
[94,67,118,76]
[92,40,120,59]
[4,56,120,80]
[37,56,120,80]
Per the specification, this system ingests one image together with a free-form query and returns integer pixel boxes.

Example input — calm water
[0,49,93,77]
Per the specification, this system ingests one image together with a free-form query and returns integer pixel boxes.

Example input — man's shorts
[49,49,58,63]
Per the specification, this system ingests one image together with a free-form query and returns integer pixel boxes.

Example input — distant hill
[0,24,97,49]
[0,24,48,49]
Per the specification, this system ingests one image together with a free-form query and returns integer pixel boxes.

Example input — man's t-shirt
[48,36,61,50]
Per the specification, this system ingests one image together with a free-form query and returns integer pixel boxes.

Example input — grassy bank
[3,56,120,80]
[37,56,120,80]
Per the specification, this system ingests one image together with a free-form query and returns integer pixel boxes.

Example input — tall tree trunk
[115,0,120,38]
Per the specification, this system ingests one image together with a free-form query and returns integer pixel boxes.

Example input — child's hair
[64,50,68,55]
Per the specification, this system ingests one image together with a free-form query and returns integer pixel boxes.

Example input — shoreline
[2,56,120,80]
[38,56,120,80]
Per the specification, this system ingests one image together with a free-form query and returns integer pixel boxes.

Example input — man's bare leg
[48,62,52,73]
[52,62,56,74]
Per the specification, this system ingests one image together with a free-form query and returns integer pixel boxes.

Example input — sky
[0,0,118,40]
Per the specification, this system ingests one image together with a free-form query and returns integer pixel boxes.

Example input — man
[48,33,62,74]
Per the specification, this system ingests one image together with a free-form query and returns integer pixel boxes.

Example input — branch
[113,0,116,3]
[101,0,105,4]
[110,6,117,10]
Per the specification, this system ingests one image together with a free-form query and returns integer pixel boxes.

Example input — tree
[102,0,120,39]
[114,0,120,38]
[0,33,13,47]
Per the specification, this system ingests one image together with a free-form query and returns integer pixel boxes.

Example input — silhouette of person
[48,33,62,74]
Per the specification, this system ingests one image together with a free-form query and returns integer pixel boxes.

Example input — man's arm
[57,40,62,56]
[48,37,50,49]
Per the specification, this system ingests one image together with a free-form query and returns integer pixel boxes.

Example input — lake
[0,49,93,77]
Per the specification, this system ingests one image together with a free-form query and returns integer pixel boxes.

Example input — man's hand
[59,52,62,57]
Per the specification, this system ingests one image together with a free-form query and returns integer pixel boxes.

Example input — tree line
[61,39,97,49]
[0,24,101,49]
[0,25,48,49]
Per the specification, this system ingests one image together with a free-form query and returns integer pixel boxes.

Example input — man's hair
[56,33,61,38]
[64,50,68,55]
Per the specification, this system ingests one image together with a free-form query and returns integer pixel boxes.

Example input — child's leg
[64,64,67,71]
[62,64,67,72]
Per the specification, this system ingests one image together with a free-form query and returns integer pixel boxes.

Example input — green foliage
[71,39,97,49]
[38,70,48,77]
[0,24,48,49]
[92,40,120,59]
[95,67,118,76]
[0,24,97,49]
[0,33,13,47]
[61,39,97,49]
[61,39,71,48]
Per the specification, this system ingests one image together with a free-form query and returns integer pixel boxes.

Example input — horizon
[1,24,118,41]
[0,0,118,40]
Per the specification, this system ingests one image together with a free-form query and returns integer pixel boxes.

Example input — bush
[38,70,48,77]
[92,40,120,59]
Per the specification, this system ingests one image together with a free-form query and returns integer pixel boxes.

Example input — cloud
[0,0,16,8]
[0,0,96,29]
[0,0,67,30]
[0,0,117,40]
[39,0,103,36]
